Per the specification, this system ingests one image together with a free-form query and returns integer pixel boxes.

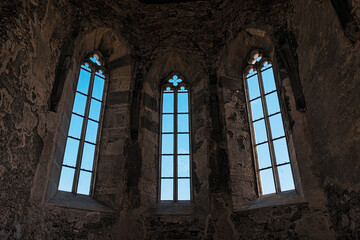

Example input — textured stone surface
[0,0,360,239]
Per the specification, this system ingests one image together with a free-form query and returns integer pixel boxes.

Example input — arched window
[160,75,191,201]
[58,53,106,195]
[244,51,295,195]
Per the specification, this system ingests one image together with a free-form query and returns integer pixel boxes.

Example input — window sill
[143,202,202,216]
[239,190,306,211]
[46,191,113,212]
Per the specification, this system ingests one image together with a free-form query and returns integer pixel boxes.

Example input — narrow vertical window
[244,51,295,195]
[160,75,191,201]
[58,53,106,195]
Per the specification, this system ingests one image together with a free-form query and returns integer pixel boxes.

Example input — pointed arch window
[58,53,106,195]
[244,51,295,196]
[160,75,191,202]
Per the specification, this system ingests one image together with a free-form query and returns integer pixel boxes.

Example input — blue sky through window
[178,179,190,200]
[178,114,189,132]
[73,93,87,116]
[250,98,263,121]
[256,143,271,169]
[161,179,173,200]
[247,74,260,100]
[260,169,276,194]
[278,164,294,191]
[59,57,105,195]
[58,167,75,192]
[160,77,190,201]
[77,170,91,194]
[63,138,79,167]
[77,68,91,94]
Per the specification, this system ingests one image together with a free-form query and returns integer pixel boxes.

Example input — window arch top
[245,51,273,78]
[82,53,107,76]
[163,75,188,92]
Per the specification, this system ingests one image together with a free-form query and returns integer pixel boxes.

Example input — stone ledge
[238,190,306,212]
[46,191,114,212]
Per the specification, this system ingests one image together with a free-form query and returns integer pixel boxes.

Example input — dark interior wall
[0,0,359,239]
[293,1,360,238]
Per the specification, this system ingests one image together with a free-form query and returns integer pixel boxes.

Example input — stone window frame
[158,73,193,203]
[45,51,112,211]
[240,49,304,209]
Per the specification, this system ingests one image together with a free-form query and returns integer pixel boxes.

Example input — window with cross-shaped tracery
[58,53,106,195]
[160,75,191,202]
[244,51,295,196]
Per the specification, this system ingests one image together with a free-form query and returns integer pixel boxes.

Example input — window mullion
[72,65,95,194]
[174,89,178,202]
[257,65,281,194]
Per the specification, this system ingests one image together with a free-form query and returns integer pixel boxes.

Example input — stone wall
[0,0,359,239]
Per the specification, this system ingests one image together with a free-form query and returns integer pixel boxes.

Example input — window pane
[250,98,263,121]
[77,68,91,94]
[262,68,276,94]
[178,92,189,113]
[89,99,101,121]
[63,138,80,167]
[163,93,174,113]
[178,114,189,132]
[58,166,75,192]
[72,93,87,116]
[161,179,173,200]
[162,114,174,133]
[92,75,105,100]
[68,114,83,139]
[273,137,290,165]
[247,74,260,100]
[178,179,190,200]
[85,120,99,143]
[269,113,285,139]
[81,143,95,171]
[162,134,174,154]
[278,164,295,191]
[253,119,267,144]
[178,155,190,177]
[259,168,276,195]
[265,92,280,115]
[77,170,92,195]
[161,155,173,177]
[256,143,271,169]
[178,134,190,154]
